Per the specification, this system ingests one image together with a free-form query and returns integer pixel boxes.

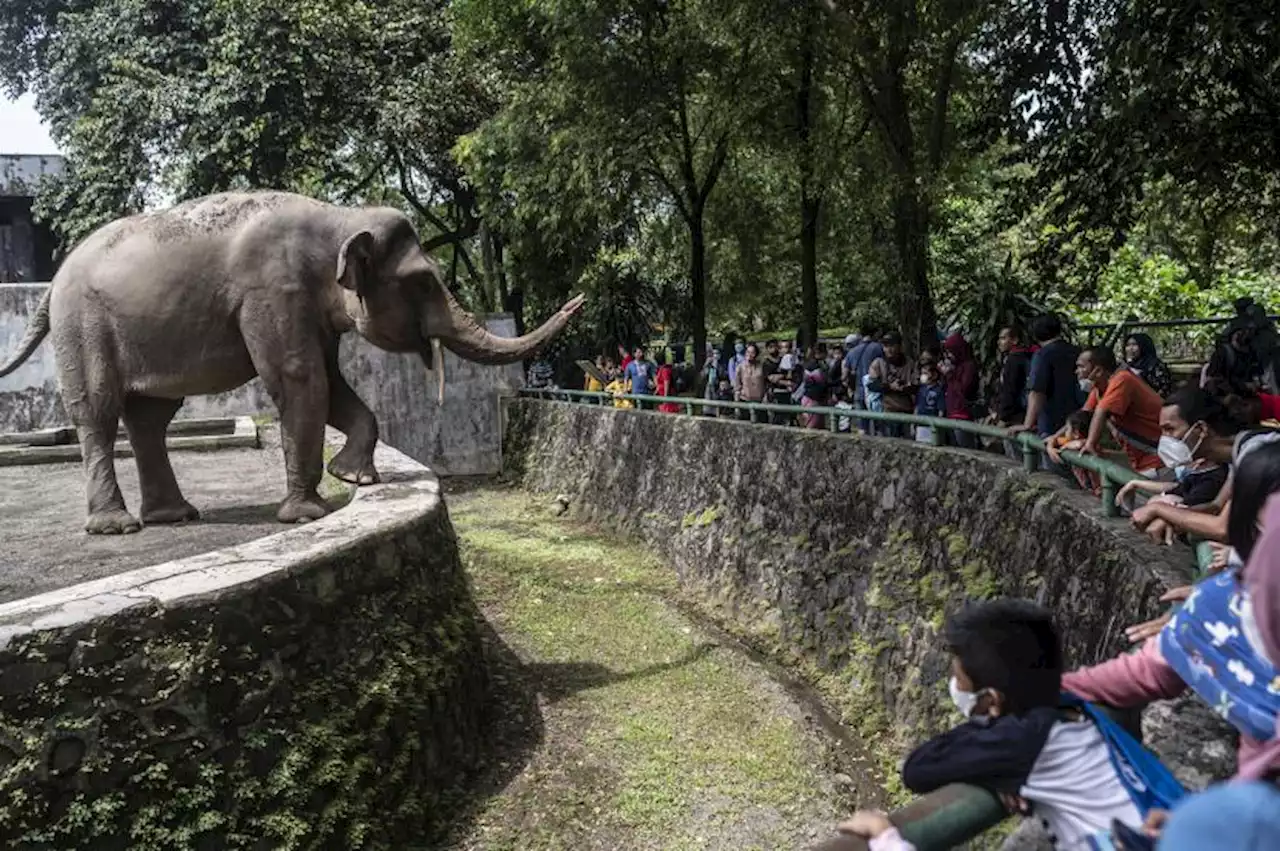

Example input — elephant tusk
[432,337,445,404]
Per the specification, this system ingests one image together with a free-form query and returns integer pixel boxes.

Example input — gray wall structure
[0,283,523,474]
[0,156,63,284]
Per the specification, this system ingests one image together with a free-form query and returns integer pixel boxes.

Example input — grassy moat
[448,485,849,851]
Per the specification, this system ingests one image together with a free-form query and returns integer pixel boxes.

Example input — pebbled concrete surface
[0,427,346,604]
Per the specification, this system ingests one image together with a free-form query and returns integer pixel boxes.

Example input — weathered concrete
[0,415,258,466]
[503,400,1234,792]
[0,428,495,849]
[0,424,330,603]
[0,283,523,473]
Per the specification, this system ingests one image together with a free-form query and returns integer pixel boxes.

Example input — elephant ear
[336,230,376,296]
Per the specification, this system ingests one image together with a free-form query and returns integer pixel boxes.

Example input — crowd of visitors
[534,298,1280,851]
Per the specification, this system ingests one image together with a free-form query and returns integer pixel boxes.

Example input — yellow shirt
[605,379,633,409]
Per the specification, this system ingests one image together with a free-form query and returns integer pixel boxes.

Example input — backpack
[1059,692,1186,816]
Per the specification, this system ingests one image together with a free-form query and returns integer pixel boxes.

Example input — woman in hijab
[940,333,979,448]
[1125,333,1175,398]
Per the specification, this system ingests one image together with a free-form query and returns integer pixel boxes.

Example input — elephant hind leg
[68,393,138,535]
[124,395,198,525]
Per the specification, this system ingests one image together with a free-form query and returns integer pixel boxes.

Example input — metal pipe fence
[520,387,1141,517]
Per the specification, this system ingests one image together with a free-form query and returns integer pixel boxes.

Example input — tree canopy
[3,0,1279,370]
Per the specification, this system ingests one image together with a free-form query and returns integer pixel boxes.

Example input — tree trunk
[492,230,511,307]
[797,0,820,350]
[478,221,500,311]
[893,176,938,354]
[800,192,820,351]
[690,211,708,371]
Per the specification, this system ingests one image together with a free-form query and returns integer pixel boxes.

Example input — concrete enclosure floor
[0,427,337,604]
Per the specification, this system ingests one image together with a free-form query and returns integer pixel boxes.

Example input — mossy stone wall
[0,507,492,850]
[504,400,1198,792]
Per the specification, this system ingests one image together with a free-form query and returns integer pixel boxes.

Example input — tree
[0,0,497,283]
[1023,0,1280,284]
[454,0,776,368]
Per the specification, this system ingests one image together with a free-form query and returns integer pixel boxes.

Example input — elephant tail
[0,286,51,378]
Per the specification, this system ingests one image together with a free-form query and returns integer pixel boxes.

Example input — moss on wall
[504,400,1196,800]
[0,512,494,850]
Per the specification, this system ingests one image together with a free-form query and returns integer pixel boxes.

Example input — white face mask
[949,676,981,718]
[1078,378,1094,393]
[1158,435,1195,469]
[1159,423,1207,470]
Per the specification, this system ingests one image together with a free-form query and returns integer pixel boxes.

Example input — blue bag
[1060,692,1186,817]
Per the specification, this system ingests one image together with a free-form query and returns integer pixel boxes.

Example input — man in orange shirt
[1070,346,1164,474]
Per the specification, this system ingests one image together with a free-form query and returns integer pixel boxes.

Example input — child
[1048,410,1101,494]
[837,600,1175,851]
[832,384,854,434]
[604,375,633,409]
[914,363,945,443]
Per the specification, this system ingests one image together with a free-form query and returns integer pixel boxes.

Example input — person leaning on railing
[1068,346,1164,477]
[1063,447,1280,846]
[733,343,767,420]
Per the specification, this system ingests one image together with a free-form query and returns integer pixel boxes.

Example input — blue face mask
[734,343,745,355]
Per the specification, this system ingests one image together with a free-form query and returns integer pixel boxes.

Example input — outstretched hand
[837,810,894,839]
[561,294,587,317]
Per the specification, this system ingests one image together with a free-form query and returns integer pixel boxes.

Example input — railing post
[931,423,944,446]
[1100,477,1119,517]
[828,410,838,433]
[1021,439,1038,474]
[749,406,758,424]
[684,401,693,416]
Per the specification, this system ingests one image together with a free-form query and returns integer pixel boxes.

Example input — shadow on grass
[431,629,717,847]
[531,643,717,704]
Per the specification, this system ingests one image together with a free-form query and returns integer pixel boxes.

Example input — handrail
[520,387,1142,517]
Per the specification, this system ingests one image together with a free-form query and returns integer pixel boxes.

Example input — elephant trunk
[429,287,584,366]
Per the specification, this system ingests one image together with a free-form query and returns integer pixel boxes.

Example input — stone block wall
[0,283,523,474]
[0,438,495,849]
[503,400,1221,788]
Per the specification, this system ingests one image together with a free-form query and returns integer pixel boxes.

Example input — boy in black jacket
[840,600,1145,850]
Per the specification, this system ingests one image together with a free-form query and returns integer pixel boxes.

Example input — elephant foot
[277,493,330,525]
[142,500,200,525]
[327,446,380,486]
[86,508,142,535]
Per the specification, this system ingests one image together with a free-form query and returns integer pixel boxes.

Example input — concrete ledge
[0,429,496,847]
[0,415,259,467]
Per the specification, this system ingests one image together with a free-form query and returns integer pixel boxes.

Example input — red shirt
[1259,393,1280,423]
[1084,370,1163,472]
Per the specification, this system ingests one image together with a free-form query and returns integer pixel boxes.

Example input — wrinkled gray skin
[0,191,583,534]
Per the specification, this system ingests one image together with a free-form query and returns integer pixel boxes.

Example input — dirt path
[447,484,851,851]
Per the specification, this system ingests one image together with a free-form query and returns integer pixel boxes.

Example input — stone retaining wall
[0,434,495,849]
[503,400,1232,791]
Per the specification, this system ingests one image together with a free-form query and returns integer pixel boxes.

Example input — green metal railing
[520,387,1143,517]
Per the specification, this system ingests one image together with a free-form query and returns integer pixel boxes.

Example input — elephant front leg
[325,358,379,485]
[243,322,331,524]
[275,369,331,524]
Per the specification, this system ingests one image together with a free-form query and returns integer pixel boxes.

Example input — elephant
[0,191,583,534]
